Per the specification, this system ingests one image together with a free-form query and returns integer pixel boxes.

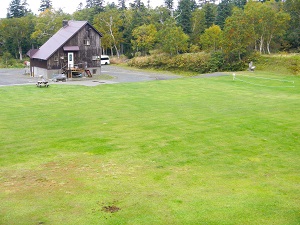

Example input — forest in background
[0,0,299,72]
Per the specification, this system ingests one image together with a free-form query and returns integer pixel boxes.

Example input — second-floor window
[84,39,90,46]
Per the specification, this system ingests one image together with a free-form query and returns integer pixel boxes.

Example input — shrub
[208,51,225,72]
[128,52,212,73]
[0,52,14,68]
[0,52,30,68]
[289,56,300,75]
[128,51,267,74]
[110,55,128,64]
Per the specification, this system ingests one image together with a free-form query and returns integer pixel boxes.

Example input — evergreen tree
[155,6,171,24]
[118,0,126,10]
[129,0,147,26]
[203,3,216,28]
[77,2,84,11]
[94,0,104,13]
[215,0,233,29]
[198,0,215,8]
[7,0,29,18]
[233,0,247,9]
[165,0,174,10]
[39,0,52,12]
[73,7,95,23]
[177,0,196,34]
[85,0,103,13]
[22,0,30,15]
[86,0,93,8]
[284,0,300,50]
[130,0,145,10]
[107,2,117,9]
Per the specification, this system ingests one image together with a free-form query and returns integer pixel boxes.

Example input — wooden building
[27,20,103,79]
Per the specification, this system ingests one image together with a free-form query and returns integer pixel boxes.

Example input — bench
[249,61,255,72]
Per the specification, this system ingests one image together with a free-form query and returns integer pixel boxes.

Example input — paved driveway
[0,66,182,87]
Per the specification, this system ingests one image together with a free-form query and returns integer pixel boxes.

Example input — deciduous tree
[245,0,290,54]
[0,16,34,60]
[223,7,253,61]
[200,24,222,52]
[157,19,189,55]
[190,8,206,45]
[31,9,71,46]
[264,1,290,54]
[131,24,157,55]
[94,9,123,57]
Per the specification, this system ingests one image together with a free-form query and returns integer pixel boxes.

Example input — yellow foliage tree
[199,24,223,52]
[131,24,157,56]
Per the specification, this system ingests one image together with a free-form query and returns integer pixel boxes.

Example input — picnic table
[36,76,49,87]
[36,80,49,87]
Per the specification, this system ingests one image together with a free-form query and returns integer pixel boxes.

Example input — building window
[84,39,90,46]
[86,28,91,38]
[54,56,58,62]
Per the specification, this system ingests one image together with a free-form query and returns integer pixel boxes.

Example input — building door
[68,52,74,69]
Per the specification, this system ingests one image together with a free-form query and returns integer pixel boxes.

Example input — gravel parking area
[0,66,182,87]
[0,68,36,87]
[0,66,228,87]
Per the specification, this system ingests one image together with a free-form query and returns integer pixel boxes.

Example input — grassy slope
[255,54,300,76]
[0,73,299,224]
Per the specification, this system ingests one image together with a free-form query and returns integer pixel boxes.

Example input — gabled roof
[26,49,39,58]
[31,20,102,60]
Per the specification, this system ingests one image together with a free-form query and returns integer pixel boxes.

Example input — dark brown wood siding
[31,58,47,69]
[47,24,101,70]
[47,48,66,70]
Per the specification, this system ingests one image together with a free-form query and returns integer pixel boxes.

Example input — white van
[101,55,110,65]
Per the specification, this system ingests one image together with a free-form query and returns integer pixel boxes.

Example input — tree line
[0,0,299,65]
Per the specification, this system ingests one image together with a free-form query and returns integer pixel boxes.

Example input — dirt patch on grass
[102,205,121,213]
[0,159,93,195]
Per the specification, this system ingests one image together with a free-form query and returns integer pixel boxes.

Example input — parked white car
[101,55,110,65]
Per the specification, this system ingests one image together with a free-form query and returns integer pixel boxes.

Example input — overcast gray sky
[1,0,165,18]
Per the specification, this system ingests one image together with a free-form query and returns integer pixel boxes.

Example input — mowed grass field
[0,72,299,224]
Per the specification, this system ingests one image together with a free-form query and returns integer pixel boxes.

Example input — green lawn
[0,72,299,225]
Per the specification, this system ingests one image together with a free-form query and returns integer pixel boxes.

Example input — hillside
[255,54,300,76]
